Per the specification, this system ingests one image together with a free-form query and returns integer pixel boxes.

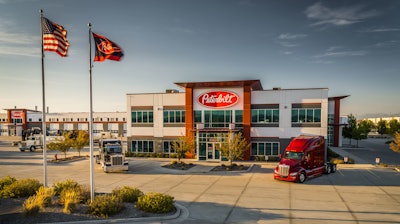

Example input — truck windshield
[106,146,122,153]
[285,151,304,160]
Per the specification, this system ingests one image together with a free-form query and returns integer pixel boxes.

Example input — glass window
[252,109,279,123]
[291,107,321,124]
[314,109,321,122]
[235,110,243,123]
[194,110,202,123]
[251,109,258,122]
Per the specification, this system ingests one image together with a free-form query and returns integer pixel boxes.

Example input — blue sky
[0,0,399,118]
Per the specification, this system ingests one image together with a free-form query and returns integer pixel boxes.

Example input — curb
[45,203,189,224]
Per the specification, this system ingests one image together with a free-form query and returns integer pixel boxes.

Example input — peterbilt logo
[97,41,120,54]
[11,111,23,118]
[197,91,239,108]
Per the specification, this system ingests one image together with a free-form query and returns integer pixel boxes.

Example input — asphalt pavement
[0,141,399,224]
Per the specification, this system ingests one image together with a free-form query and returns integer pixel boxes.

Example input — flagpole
[40,9,48,187]
[88,23,95,202]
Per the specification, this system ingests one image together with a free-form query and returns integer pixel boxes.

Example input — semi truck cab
[274,135,336,183]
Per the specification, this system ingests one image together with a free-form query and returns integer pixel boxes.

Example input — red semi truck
[274,135,336,183]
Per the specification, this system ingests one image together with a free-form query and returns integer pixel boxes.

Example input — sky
[0,0,399,118]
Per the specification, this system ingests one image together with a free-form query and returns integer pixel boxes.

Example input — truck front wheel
[29,146,36,152]
[298,172,306,183]
[331,164,337,173]
[326,165,332,174]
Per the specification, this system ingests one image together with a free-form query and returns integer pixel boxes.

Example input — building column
[243,85,251,160]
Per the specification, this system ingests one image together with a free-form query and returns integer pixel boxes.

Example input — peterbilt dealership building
[127,80,347,161]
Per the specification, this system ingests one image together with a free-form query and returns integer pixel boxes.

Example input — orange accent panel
[243,85,252,160]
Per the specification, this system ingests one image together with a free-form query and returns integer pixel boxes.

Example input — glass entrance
[207,142,221,161]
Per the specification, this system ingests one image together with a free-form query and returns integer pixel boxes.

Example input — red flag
[42,17,70,57]
[92,33,124,62]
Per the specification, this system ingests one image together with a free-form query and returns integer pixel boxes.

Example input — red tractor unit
[274,135,336,183]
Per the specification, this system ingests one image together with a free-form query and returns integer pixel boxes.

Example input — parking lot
[1,143,400,224]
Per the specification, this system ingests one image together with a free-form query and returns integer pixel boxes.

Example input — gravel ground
[0,197,176,224]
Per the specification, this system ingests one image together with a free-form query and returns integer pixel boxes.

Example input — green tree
[389,132,400,153]
[358,120,375,134]
[388,119,400,136]
[47,132,72,159]
[219,131,250,167]
[342,114,357,145]
[377,120,388,135]
[172,134,195,162]
[71,131,89,157]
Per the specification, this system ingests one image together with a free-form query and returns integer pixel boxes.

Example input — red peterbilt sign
[11,111,23,118]
[197,91,239,108]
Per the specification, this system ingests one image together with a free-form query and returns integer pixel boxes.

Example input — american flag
[42,17,70,57]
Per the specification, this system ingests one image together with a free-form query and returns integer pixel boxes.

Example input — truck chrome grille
[111,156,123,165]
[278,165,290,177]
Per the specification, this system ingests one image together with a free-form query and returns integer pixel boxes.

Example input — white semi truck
[95,139,128,173]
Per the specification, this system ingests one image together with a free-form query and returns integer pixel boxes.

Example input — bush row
[125,152,178,158]
[0,176,175,218]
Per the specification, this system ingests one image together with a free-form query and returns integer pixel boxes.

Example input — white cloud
[314,50,368,58]
[0,20,39,57]
[372,40,399,47]
[278,33,307,40]
[305,2,380,27]
[282,51,293,55]
[361,27,400,33]
[276,33,307,48]
[277,41,298,48]
[0,46,39,57]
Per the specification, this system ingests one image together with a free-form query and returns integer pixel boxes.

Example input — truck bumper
[103,164,129,173]
[19,147,28,152]
[274,173,298,182]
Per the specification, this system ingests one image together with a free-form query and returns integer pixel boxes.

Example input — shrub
[60,188,81,214]
[112,186,144,203]
[170,160,178,165]
[53,179,80,196]
[35,186,54,208]
[78,184,91,203]
[330,157,355,164]
[89,194,123,218]
[136,192,174,213]
[23,195,40,216]
[0,176,17,191]
[0,178,42,198]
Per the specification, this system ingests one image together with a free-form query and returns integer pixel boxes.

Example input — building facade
[0,109,126,140]
[126,80,347,161]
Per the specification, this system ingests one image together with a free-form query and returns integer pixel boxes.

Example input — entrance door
[207,142,221,161]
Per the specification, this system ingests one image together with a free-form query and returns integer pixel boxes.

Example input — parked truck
[274,135,336,183]
[95,139,128,173]
[18,135,63,152]
[18,135,42,152]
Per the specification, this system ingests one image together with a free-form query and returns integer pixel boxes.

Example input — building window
[131,111,153,124]
[194,111,202,123]
[291,108,321,123]
[251,142,280,156]
[163,140,176,154]
[235,110,243,127]
[11,118,23,124]
[327,114,334,146]
[163,110,185,124]
[131,140,154,153]
[204,110,232,128]
[251,109,279,123]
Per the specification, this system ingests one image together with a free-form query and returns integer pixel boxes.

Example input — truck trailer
[274,135,336,183]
